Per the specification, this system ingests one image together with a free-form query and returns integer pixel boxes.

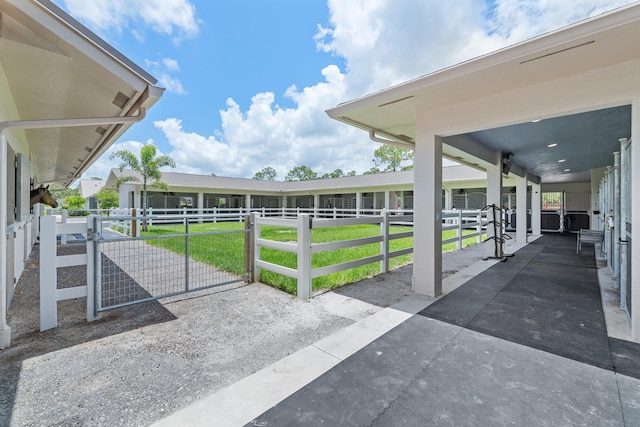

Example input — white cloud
[58,0,200,44]
[156,64,380,179]
[163,58,180,72]
[144,58,187,95]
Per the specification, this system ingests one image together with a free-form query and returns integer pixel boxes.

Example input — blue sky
[52,0,636,182]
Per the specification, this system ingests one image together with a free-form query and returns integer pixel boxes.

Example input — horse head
[30,185,58,208]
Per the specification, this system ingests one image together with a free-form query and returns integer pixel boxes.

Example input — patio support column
[620,138,630,312]
[516,172,528,243]
[412,124,442,297]
[486,152,503,257]
[197,192,204,222]
[384,191,390,210]
[631,97,640,342]
[356,192,362,216]
[614,151,621,287]
[531,182,541,236]
[0,131,10,348]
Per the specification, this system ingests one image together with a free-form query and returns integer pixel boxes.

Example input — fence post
[456,210,463,250]
[131,209,137,238]
[245,215,254,283]
[184,217,190,291]
[39,215,57,331]
[86,215,100,321]
[297,214,312,300]
[252,212,261,282]
[61,209,67,244]
[476,210,483,244]
[381,210,390,273]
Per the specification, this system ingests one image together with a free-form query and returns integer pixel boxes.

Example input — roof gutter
[0,107,145,349]
[369,130,415,150]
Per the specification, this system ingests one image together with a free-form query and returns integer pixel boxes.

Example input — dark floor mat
[419,234,612,369]
[466,291,612,370]
[610,337,640,379]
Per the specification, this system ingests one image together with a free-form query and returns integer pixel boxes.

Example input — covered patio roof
[326,2,640,183]
[0,0,164,187]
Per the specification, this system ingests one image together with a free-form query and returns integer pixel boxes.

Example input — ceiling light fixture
[548,143,557,148]
[564,169,571,172]
[558,159,566,163]
[531,118,542,123]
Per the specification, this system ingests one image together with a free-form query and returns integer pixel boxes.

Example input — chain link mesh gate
[92,214,252,312]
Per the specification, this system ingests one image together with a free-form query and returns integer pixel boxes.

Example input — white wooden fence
[253,211,415,299]
[36,208,486,329]
[441,209,485,250]
[39,215,98,331]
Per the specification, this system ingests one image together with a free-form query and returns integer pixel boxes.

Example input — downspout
[0,108,145,349]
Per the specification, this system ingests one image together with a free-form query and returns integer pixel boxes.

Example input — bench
[576,229,604,254]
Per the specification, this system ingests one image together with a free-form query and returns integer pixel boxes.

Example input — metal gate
[93,213,252,312]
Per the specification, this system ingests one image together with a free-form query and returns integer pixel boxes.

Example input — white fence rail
[253,211,415,299]
[441,210,486,250]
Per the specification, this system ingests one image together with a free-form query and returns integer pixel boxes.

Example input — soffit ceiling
[0,0,162,187]
[326,2,640,184]
[462,105,630,183]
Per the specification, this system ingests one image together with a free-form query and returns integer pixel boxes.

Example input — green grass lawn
[141,221,483,295]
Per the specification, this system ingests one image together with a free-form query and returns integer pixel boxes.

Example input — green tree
[50,183,80,198]
[109,144,176,230]
[285,165,317,181]
[372,145,414,172]
[95,188,119,210]
[64,194,86,210]
[253,166,277,181]
[363,166,382,175]
[321,169,345,179]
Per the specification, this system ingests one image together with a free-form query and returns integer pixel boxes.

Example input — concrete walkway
[156,234,640,426]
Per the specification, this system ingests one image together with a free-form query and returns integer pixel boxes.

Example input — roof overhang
[0,0,164,187]
[326,2,640,183]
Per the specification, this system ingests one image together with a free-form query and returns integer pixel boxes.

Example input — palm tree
[109,144,176,230]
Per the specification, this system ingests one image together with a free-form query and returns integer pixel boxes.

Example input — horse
[30,185,58,208]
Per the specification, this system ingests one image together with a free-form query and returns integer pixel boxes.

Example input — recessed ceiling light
[564,169,571,172]
[558,159,566,163]
[548,143,557,148]
[532,118,542,123]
